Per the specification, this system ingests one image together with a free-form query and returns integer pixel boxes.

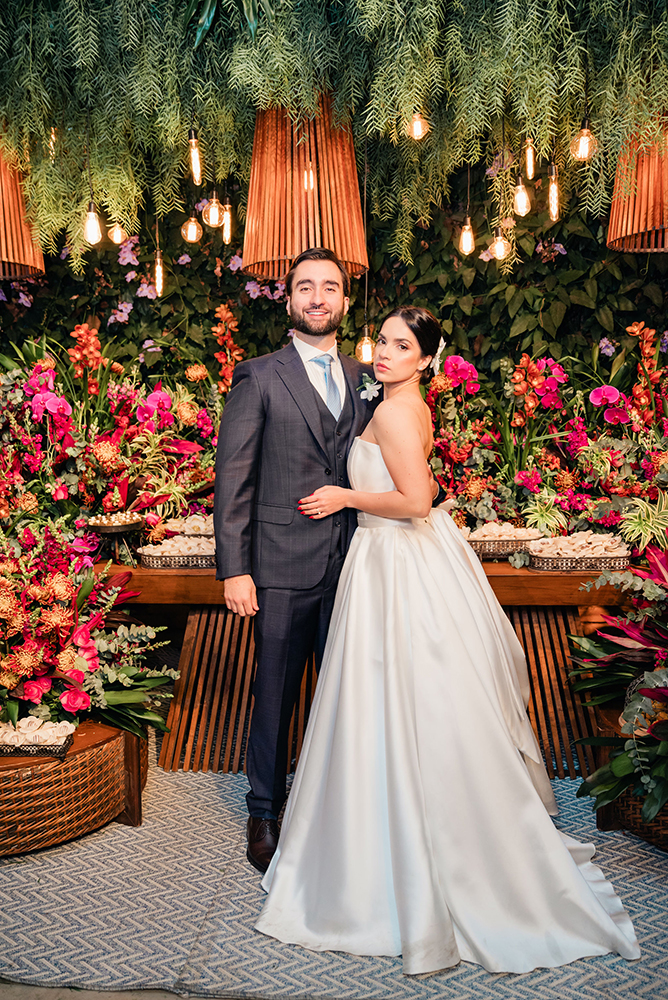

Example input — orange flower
[214,302,240,333]
[510,412,526,427]
[93,440,122,474]
[555,470,579,491]
[512,380,529,396]
[39,606,74,635]
[176,401,198,426]
[523,392,539,414]
[430,373,453,393]
[15,491,38,513]
[0,665,19,688]
[185,363,209,382]
[49,573,77,602]
[57,647,79,672]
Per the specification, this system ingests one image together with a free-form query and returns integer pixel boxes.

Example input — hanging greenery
[0,0,668,267]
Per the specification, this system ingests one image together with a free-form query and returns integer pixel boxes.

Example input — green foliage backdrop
[1,1,668,263]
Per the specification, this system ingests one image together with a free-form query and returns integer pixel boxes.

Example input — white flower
[16,717,42,732]
[360,382,381,400]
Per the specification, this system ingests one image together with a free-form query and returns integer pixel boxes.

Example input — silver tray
[140,552,216,570]
[529,554,629,572]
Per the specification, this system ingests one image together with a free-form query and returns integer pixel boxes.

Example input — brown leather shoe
[246,817,279,873]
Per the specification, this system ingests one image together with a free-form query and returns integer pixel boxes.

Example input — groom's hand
[224,574,259,616]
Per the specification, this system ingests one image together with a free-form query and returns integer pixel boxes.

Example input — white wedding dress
[255,437,640,975]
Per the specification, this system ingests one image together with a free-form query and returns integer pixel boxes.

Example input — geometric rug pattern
[1,739,667,1000]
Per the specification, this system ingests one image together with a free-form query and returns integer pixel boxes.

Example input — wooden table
[96,562,626,607]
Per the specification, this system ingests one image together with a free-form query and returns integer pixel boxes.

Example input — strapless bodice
[347,437,417,529]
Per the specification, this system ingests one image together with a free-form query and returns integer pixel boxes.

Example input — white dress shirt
[292,334,347,408]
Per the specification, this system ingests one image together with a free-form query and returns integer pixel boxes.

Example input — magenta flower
[540,390,562,409]
[589,385,620,407]
[603,406,630,425]
[546,360,567,383]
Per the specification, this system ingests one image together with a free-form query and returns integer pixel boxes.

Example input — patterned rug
[0,740,666,1000]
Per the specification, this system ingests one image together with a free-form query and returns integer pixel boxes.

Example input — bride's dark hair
[382,306,443,382]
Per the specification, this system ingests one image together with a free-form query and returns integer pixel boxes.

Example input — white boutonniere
[357,372,382,401]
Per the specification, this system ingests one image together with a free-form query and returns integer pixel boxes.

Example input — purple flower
[287,328,297,338]
[177,253,191,265]
[195,198,209,213]
[479,248,494,262]
[599,337,617,358]
[229,254,243,272]
[660,331,668,353]
[273,281,286,301]
[125,270,137,282]
[0,288,6,302]
[245,280,262,299]
[118,235,140,267]
[261,285,274,299]
[141,339,162,354]
[554,243,567,255]
[59,245,70,260]
[18,291,33,308]
[485,150,514,179]
[108,301,134,325]
[136,278,157,300]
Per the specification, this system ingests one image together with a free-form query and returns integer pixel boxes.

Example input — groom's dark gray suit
[214,339,373,817]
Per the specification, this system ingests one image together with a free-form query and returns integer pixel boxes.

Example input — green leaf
[641,780,668,822]
[103,690,153,705]
[610,347,627,380]
[595,305,615,333]
[570,290,596,309]
[584,278,598,302]
[508,289,524,319]
[240,0,259,39]
[610,752,635,777]
[6,698,19,727]
[504,285,517,305]
[548,299,567,331]
[194,0,217,48]
[76,575,96,610]
[461,267,476,289]
[643,283,664,307]
[458,294,473,316]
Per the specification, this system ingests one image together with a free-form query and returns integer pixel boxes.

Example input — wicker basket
[529,554,629,572]
[0,735,73,759]
[612,789,668,851]
[140,551,216,569]
[0,721,148,856]
[469,539,532,559]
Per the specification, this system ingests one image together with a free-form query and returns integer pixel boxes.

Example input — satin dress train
[255,437,640,975]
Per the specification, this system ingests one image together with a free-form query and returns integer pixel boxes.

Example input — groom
[213,247,376,873]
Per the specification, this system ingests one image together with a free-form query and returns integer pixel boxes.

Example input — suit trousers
[246,546,345,819]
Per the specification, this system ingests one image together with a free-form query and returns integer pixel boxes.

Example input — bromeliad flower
[357,373,381,401]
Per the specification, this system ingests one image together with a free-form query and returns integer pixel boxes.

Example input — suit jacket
[214,340,374,590]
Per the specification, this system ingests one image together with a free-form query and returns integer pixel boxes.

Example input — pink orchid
[589,385,620,407]
[546,360,567,383]
[540,390,562,409]
[603,406,630,424]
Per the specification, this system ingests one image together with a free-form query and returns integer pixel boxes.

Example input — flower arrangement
[0,321,236,556]
[570,546,668,822]
[0,518,177,739]
[428,331,668,536]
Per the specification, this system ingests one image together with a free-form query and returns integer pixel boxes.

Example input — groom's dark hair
[285,247,351,298]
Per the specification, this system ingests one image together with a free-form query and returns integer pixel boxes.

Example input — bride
[254,305,640,976]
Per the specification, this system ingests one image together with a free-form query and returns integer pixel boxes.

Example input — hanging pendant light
[608,129,668,251]
[459,163,475,255]
[513,175,531,217]
[548,160,559,221]
[188,127,202,186]
[154,214,164,296]
[83,117,103,245]
[355,323,375,363]
[408,112,430,141]
[108,222,128,244]
[0,151,45,279]
[490,226,511,261]
[202,193,223,228]
[570,64,598,162]
[181,212,203,243]
[243,93,368,280]
[524,137,536,180]
[355,144,374,363]
[570,118,598,161]
[221,196,233,246]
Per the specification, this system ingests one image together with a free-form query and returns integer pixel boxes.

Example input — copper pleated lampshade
[0,152,44,279]
[608,133,668,252]
[242,95,368,280]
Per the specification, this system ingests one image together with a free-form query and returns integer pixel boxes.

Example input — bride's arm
[299,401,433,520]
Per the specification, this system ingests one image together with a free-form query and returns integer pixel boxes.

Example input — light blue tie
[312,354,342,420]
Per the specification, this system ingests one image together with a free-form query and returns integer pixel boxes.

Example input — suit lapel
[340,353,372,436]
[275,342,329,458]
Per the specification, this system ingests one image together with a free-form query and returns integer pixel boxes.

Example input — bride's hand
[298,486,351,519]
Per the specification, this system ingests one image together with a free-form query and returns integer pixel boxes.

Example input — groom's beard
[289,304,345,337]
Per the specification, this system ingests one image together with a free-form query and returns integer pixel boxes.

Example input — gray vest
[312,381,356,554]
